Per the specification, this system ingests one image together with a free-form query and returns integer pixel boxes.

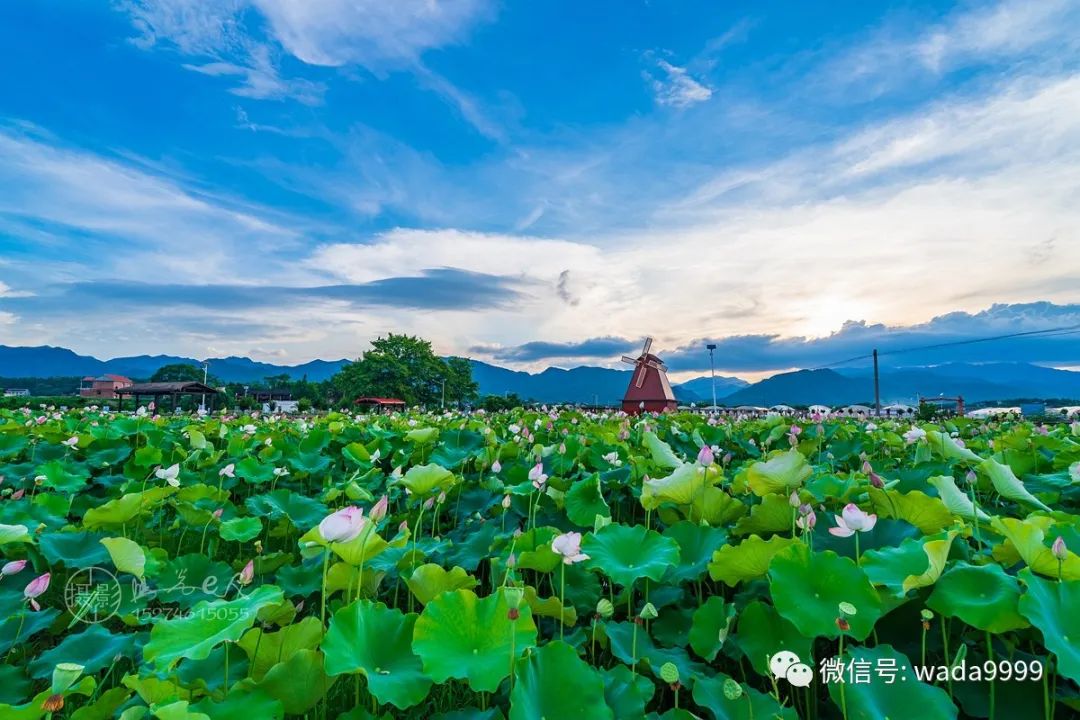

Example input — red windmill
[621,338,678,414]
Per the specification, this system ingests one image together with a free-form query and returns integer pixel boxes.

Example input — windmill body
[620,338,678,413]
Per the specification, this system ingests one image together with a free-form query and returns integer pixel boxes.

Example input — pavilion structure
[116,382,220,412]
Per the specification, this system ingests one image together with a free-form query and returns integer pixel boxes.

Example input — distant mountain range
[1,345,1077,405]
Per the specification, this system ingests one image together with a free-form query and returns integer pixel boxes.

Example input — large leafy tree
[149,363,220,386]
[332,335,478,407]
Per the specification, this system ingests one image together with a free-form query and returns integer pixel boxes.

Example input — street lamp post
[706,344,718,411]
[200,362,209,413]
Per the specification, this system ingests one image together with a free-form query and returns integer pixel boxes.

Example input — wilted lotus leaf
[412,588,537,692]
[323,600,432,709]
[583,523,680,588]
[510,641,612,720]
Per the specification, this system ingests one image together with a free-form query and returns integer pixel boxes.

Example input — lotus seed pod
[503,586,524,610]
[639,602,658,620]
[838,601,857,616]
[596,598,614,618]
[659,662,679,684]
[722,677,743,700]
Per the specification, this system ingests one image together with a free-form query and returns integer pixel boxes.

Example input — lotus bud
[1,559,27,576]
[696,445,714,466]
[239,560,254,586]
[24,572,50,610]
[506,553,516,568]
[501,495,512,509]
[491,460,502,473]
[965,470,977,485]
[788,490,800,507]
[869,471,884,489]
[422,496,435,511]
[212,508,223,520]
[596,598,614,618]
[1052,536,1068,561]
[639,602,658,620]
[369,495,389,523]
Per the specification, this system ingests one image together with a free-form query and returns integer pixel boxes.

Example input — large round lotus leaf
[1018,569,1080,684]
[397,463,457,496]
[691,673,797,720]
[217,516,262,546]
[235,457,275,485]
[509,641,612,720]
[866,488,955,534]
[708,535,798,587]
[406,564,478,605]
[602,664,655,720]
[861,531,956,597]
[245,649,335,715]
[827,645,958,720]
[35,459,89,493]
[191,687,284,720]
[245,490,328,531]
[412,588,538,693]
[731,493,796,536]
[641,464,706,510]
[143,585,284,670]
[689,596,734,661]
[238,616,324,681]
[768,544,882,641]
[82,487,175,528]
[663,521,727,585]
[583,523,680,588]
[605,622,705,682]
[26,624,138,679]
[745,450,811,497]
[323,600,433,709]
[565,474,611,527]
[927,562,1029,633]
[732,600,811,676]
[38,531,112,569]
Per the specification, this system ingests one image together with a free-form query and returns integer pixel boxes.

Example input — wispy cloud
[644,58,713,108]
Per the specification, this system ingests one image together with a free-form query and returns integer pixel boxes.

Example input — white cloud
[645,59,713,108]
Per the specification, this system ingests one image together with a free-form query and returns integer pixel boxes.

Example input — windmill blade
[621,356,639,365]
[635,366,647,387]
[642,337,653,356]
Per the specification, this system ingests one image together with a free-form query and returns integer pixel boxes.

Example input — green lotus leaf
[1018,569,1080,684]
[143,585,284,670]
[0,610,60,655]
[238,616,323,681]
[926,475,990,521]
[642,431,682,470]
[927,562,1029,633]
[605,622,705,682]
[83,487,175,529]
[827,645,958,719]
[38,531,112,569]
[689,595,735,661]
[991,516,1080,580]
[732,493,796,536]
[405,427,438,444]
[979,458,1051,511]
[523,586,576,626]
[565,474,611,527]
[583,523,680,588]
[769,544,883,641]
[691,486,746,526]
[412,588,538,693]
[245,490,328,531]
[218,517,262,543]
[36,460,89,493]
[601,664,655,720]
[133,445,163,468]
[234,457,275,485]
[862,533,950,597]
[406,564,478,605]
[323,600,432,709]
[732,600,811,676]
[70,687,133,720]
[691,672,797,720]
[0,433,28,459]
[342,441,371,465]
[640,464,706,511]
[926,430,982,464]
[662,521,727,585]
[0,676,96,720]
[241,649,334,715]
[27,624,137,679]
[509,641,611,720]
[708,535,798,587]
[745,450,811,497]
[397,463,457,496]
[190,687,284,720]
[0,524,31,544]
[150,700,210,720]
[97,536,147,582]
[867,488,955,534]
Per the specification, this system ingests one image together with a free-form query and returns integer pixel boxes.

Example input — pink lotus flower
[369,495,389,524]
[828,504,878,537]
[491,460,502,474]
[796,511,817,531]
[218,463,235,478]
[155,464,180,487]
[318,506,365,543]
[24,572,50,611]
[529,463,548,489]
[1,559,27,576]
[212,508,223,520]
[551,532,590,564]
[903,427,927,444]
[788,425,802,446]
[238,560,254,586]
[697,445,714,466]
[63,436,78,448]
[1052,536,1068,561]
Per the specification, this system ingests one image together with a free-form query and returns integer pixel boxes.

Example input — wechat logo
[770,651,814,688]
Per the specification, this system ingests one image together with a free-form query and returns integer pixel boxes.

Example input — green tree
[150,363,219,385]
[332,334,477,407]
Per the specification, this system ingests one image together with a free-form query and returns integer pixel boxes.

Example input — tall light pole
[200,361,209,413]
[441,378,446,410]
[706,343,718,411]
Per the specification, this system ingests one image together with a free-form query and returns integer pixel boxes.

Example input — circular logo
[64,567,122,624]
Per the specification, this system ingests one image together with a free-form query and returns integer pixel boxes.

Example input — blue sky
[0,0,1078,377]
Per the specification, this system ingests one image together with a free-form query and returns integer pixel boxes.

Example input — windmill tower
[620,338,678,414]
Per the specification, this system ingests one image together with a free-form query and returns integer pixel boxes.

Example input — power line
[811,323,1080,370]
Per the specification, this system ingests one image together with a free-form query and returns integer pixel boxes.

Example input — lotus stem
[320,545,331,628]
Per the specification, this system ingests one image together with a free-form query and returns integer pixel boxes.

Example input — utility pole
[441,378,446,410]
[872,349,881,416]
[706,344,718,411]
[200,361,209,413]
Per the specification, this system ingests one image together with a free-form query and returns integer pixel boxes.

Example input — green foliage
[331,334,477,407]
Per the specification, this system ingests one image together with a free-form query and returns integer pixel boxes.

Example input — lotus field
[1,405,1080,720]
